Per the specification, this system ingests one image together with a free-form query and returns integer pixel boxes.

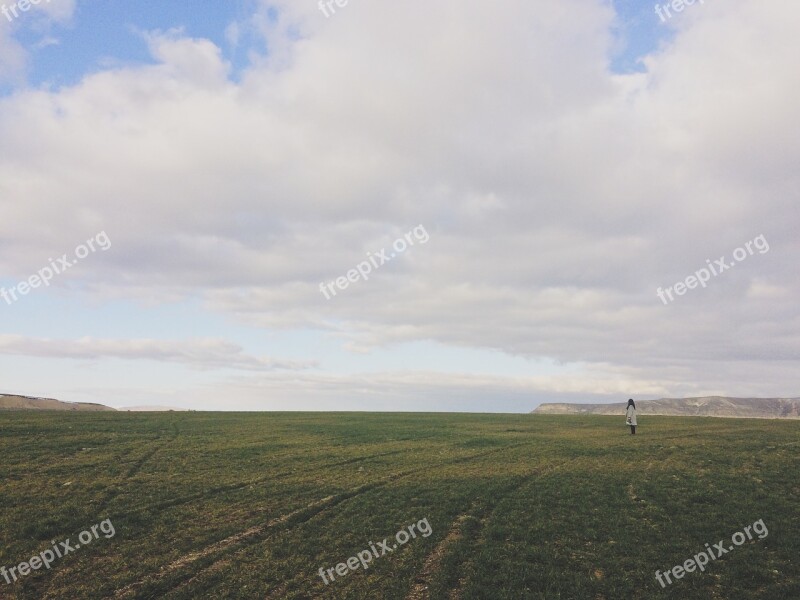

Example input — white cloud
[0,19,27,82]
[0,0,798,406]
[0,335,317,371]
[0,0,75,82]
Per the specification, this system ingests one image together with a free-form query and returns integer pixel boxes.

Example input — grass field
[0,412,798,599]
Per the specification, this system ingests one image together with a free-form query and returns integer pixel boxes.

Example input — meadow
[0,411,797,599]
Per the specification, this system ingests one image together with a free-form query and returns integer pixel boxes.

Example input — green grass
[0,412,797,599]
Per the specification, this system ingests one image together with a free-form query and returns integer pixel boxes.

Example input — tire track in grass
[113,457,455,600]
[195,443,538,599]
[95,421,181,511]
[406,513,473,600]
[110,460,438,598]
[264,579,291,600]
[121,443,533,599]
[413,458,573,600]
[96,449,414,598]
[117,448,410,518]
[40,423,183,600]
[176,558,232,596]
[107,482,385,599]
[123,420,181,480]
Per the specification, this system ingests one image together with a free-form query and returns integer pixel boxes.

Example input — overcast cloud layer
[0,0,797,411]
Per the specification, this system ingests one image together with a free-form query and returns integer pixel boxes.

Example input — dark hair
[627,399,636,409]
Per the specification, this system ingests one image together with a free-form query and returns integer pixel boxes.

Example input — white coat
[626,405,637,426]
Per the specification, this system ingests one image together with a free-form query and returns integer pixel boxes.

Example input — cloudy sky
[0,0,797,412]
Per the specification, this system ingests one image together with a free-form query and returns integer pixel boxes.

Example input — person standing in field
[625,399,637,435]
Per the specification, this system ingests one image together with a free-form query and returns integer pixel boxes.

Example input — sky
[0,0,797,412]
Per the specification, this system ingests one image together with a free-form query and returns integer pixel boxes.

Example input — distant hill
[0,394,115,411]
[532,396,800,419]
